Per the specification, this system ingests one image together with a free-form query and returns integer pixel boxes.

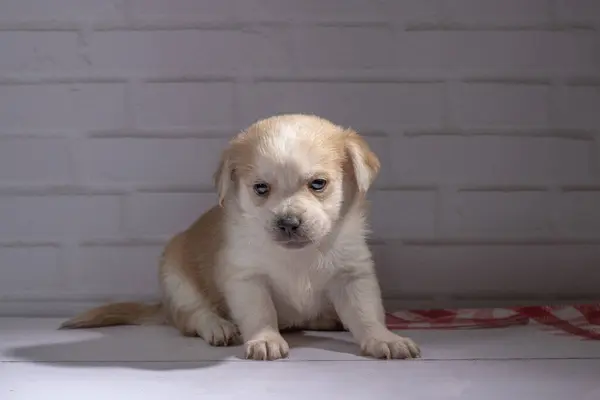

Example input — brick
[239,0,386,20]
[559,191,600,236]
[136,83,234,129]
[395,32,600,73]
[555,0,600,24]
[78,138,228,185]
[91,29,291,74]
[0,32,83,72]
[292,27,395,70]
[0,139,72,184]
[73,245,162,296]
[0,246,62,296]
[90,31,241,74]
[239,82,443,130]
[447,191,552,237]
[0,83,126,131]
[130,0,236,20]
[246,27,294,72]
[391,136,593,185]
[369,190,436,239]
[124,192,217,236]
[382,0,440,23]
[0,0,125,22]
[376,243,600,296]
[445,0,551,25]
[240,0,438,22]
[0,195,122,239]
[556,86,600,130]
[452,83,549,128]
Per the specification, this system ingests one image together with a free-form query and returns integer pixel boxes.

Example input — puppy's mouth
[275,239,312,250]
[271,215,314,249]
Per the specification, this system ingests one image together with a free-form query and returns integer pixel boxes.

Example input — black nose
[276,215,301,235]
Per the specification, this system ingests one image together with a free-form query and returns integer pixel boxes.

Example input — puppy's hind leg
[163,271,240,346]
[159,232,239,346]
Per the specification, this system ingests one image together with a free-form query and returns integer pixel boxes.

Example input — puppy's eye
[253,182,270,196]
[309,179,327,192]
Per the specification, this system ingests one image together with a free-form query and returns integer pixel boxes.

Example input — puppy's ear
[213,148,234,207]
[344,129,380,194]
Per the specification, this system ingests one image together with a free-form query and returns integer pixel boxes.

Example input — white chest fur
[265,248,337,320]
[224,236,338,320]
[220,204,372,325]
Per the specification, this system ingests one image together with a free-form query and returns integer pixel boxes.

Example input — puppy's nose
[276,215,301,235]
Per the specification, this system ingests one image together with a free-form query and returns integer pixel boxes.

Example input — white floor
[1,318,600,399]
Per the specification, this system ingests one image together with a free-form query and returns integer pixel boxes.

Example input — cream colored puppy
[62,114,420,361]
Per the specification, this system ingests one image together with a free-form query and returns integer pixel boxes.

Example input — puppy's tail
[59,302,166,330]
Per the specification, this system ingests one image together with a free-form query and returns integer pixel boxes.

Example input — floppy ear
[344,130,380,194]
[213,148,234,207]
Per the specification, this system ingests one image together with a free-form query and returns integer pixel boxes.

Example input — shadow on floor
[6,325,361,371]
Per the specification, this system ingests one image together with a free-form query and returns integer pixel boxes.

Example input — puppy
[61,114,420,361]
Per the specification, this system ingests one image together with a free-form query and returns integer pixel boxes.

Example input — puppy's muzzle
[276,215,300,235]
[273,214,310,249]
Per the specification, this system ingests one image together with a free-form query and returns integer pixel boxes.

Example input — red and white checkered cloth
[385,304,600,340]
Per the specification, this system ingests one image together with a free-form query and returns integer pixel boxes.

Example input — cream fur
[61,114,420,361]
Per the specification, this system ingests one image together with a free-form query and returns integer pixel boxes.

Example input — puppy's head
[214,114,379,249]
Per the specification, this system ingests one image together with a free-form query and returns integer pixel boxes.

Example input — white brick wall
[1,0,599,315]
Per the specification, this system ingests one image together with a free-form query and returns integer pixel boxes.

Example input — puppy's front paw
[361,332,421,360]
[245,333,289,361]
